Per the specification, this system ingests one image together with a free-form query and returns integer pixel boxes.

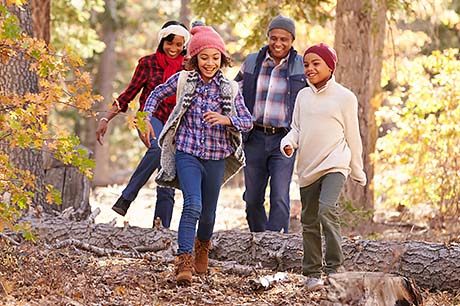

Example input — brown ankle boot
[175,254,193,285]
[193,238,211,274]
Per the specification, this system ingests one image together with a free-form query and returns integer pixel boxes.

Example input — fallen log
[19,215,460,291]
[211,230,460,291]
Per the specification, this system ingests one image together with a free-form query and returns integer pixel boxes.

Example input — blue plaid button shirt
[246,52,290,128]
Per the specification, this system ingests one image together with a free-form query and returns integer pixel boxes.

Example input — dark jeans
[300,172,345,277]
[243,129,295,233]
[121,116,175,228]
[175,151,225,255]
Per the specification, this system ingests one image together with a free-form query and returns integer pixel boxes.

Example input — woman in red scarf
[96,21,190,227]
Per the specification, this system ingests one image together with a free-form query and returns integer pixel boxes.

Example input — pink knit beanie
[188,26,226,57]
[304,43,337,73]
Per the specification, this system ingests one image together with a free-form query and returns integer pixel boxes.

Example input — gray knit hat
[267,15,296,39]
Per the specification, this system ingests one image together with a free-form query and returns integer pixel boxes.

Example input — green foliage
[340,198,374,229]
[51,0,106,59]
[0,7,20,39]
[375,48,460,217]
[190,0,334,50]
[0,3,101,235]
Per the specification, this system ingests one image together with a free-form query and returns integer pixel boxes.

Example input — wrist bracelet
[100,117,109,122]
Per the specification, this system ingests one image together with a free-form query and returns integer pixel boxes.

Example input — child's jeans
[175,151,225,255]
[300,172,345,277]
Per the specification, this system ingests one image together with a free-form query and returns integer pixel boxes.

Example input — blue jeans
[243,129,295,233]
[175,151,225,255]
[121,116,175,228]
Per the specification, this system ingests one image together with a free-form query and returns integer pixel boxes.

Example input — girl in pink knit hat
[281,43,367,291]
[141,26,253,286]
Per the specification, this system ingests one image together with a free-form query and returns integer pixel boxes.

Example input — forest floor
[1,177,459,305]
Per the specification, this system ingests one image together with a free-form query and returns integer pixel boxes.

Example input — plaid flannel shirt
[144,72,253,160]
[114,53,180,124]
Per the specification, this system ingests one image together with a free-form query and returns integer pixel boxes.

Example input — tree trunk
[327,272,422,306]
[24,215,460,291]
[30,0,50,43]
[179,0,191,28]
[42,148,92,220]
[334,0,386,211]
[82,0,118,186]
[0,0,47,209]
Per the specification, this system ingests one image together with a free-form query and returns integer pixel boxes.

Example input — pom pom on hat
[191,20,205,28]
[188,26,226,58]
[304,43,337,72]
[268,15,296,39]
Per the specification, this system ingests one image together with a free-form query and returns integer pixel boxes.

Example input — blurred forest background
[1,0,460,233]
[76,0,460,228]
[1,1,460,304]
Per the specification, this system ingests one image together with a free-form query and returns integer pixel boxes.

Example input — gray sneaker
[305,277,324,291]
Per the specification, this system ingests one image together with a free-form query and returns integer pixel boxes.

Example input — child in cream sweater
[281,43,366,291]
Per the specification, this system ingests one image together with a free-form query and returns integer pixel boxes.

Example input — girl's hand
[140,119,156,148]
[204,111,231,127]
[283,145,293,156]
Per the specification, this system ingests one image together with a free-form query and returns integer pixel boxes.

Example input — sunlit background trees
[1,0,459,232]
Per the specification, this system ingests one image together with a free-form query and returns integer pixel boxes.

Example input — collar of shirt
[308,75,336,94]
[264,51,290,67]
[195,71,223,88]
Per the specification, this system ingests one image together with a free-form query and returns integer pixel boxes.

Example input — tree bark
[30,0,50,43]
[0,0,47,209]
[327,272,423,306]
[23,215,460,291]
[334,0,386,211]
[82,0,119,186]
[42,148,92,220]
[179,0,191,28]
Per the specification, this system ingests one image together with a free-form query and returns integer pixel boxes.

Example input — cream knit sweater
[280,76,367,188]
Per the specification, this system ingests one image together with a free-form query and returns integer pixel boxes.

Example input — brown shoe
[175,254,193,286]
[193,238,211,274]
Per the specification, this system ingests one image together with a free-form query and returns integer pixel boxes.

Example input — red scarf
[156,52,184,83]
[156,52,184,110]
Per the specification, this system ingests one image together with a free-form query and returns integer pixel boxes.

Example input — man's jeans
[300,172,345,277]
[121,116,175,228]
[175,151,225,255]
[243,129,296,233]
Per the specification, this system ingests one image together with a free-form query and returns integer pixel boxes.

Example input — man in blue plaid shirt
[236,15,307,233]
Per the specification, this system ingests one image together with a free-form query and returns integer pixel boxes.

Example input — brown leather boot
[175,254,193,285]
[193,238,211,274]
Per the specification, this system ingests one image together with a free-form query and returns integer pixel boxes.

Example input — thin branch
[0,232,21,246]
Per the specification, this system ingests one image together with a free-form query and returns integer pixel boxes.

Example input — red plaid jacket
[114,53,181,124]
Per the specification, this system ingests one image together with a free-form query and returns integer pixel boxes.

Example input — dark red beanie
[304,43,337,73]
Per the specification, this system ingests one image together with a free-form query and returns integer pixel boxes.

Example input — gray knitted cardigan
[155,70,245,190]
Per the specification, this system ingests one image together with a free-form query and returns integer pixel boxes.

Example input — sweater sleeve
[343,93,367,186]
[280,90,303,158]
